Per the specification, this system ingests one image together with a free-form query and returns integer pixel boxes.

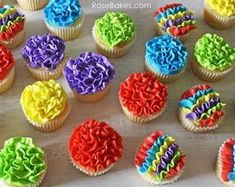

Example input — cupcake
[92,12,136,58]
[0,5,25,49]
[20,80,70,132]
[0,137,47,187]
[216,138,235,185]
[153,3,196,41]
[17,0,49,11]
[68,119,123,176]
[192,33,235,82]
[0,44,15,93]
[178,84,226,133]
[119,72,168,124]
[22,33,66,81]
[44,0,84,41]
[204,0,235,29]
[145,34,188,83]
[63,52,115,103]
[134,131,186,184]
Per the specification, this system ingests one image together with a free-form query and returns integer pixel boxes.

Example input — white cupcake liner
[17,0,48,11]
[0,29,25,49]
[0,67,15,94]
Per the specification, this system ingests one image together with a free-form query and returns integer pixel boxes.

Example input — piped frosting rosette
[178,84,225,132]
[134,131,186,184]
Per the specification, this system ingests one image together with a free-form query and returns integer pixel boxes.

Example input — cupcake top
[194,33,235,71]
[119,72,167,117]
[153,3,196,37]
[205,0,235,17]
[0,44,15,80]
[179,84,225,128]
[63,52,115,95]
[145,34,187,75]
[20,80,67,124]
[0,137,46,186]
[44,0,82,27]
[95,12,135,47]
[134,131,186,183]
[0,5,25,41]
[68,119,123,173]
[22,33,65,71]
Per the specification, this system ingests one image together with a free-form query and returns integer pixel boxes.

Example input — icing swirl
[44,0,82,27]
[63,52,115,95]
[22,33,65,71]
[145,35,187,75]
[206,0,235,17]
[68,119,123,173]
[194,33,235,71]
[20,80,68,124]
[0,137,46,186]
[95,12,135,47]
[119,72,167,116]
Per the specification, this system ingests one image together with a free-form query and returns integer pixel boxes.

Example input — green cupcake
[192,33,235,82]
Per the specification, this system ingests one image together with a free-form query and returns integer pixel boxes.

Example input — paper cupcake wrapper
[191,59,233,82]
[0,29,25,49]
[92,25,135,58]
[204,2,235,29]
[45,15,84,41]
[72,85,110,103]
[0,67,15,94]
[17,0,48,10]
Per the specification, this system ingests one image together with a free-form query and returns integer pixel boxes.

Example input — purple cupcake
[22,33,66,80]
[63,52,115,103]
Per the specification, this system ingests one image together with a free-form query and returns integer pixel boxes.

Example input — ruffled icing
[0,137,46,186]
[0,5,25,41]
[195,33,235,71]
[20,80,67,124]
[134,131,185,182]
[95,12,135,47]
[145,34,187,75]
[0,44,15,80]
[153,3,196,37]
[22,33,65,71]
[63,52,115,95]
[68,119,123,172]
[44,0,82,27]
[206,0,235,17]
[119,72,167,116]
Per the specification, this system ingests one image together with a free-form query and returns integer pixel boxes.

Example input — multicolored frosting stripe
[0,5,25,41]
[134,131,185,182]
[145,34,187,75]
[22,33,65,71]
[206,0,235,17]
[63,52,115,95]
[179,84,225,127]
[153,3,196,37]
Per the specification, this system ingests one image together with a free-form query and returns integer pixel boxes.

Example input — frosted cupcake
[153,3,196,41]
[0,44,15,93]
[44,0,84,41]
[0,137,47,187]
[145,34,187,83]
[193,33,235,82]
[204,0,235,29]
[134,131,186,184]
[17,0,49,10]
[178,84,225,133]
[20,80,70,132]
[68,119,123,176]
[119,72,168,124]
[63,52,115,103]
[22,33,66,80]
[92,12,136,58]
[216,138,235,185]
[0,5,25,49]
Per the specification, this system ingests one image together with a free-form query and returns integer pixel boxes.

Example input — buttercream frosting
[206,0,235,17]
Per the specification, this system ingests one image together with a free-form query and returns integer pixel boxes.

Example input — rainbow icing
[153,3,196,37]
[179,84,225,127]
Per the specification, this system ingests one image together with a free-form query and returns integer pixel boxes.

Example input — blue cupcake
[145,34,188,83]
